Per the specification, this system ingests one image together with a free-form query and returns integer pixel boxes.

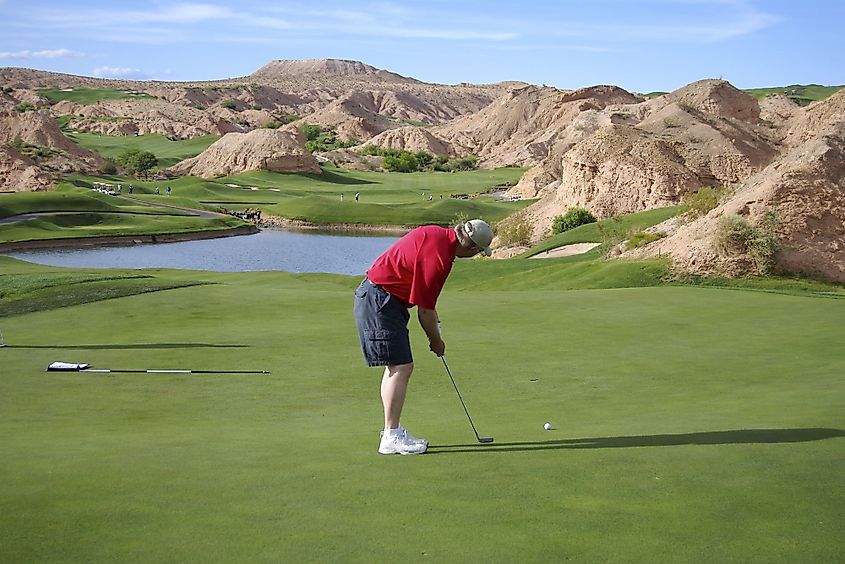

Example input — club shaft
[441,357,484,441]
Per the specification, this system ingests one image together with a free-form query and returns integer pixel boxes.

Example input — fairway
[1,257,843,562]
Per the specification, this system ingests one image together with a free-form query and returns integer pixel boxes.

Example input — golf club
[47,361,270,374]
[441,356,494,443]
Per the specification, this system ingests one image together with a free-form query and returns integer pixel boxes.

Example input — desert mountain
[249,59,415,84]
[0,105,104,190]
[502,80,782,236]
[620,89,845,282]
[0,59,515,186]
[168,127,320,178]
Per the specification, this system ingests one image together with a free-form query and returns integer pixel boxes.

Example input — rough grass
[0,257,842,562]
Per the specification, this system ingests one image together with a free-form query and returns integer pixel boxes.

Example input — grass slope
[0,168,529,246]
[38,87,156,104]
[0,257,842,562]
[65,132,219,168]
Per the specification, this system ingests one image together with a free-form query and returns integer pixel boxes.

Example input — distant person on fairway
[353,219,494,455]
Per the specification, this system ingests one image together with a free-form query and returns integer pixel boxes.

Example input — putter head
[479,437,494,443]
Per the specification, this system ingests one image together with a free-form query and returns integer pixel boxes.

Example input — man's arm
[418,307,445,356]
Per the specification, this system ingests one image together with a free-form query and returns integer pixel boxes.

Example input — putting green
[0,258,842,562]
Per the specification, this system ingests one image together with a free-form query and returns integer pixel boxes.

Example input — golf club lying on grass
[47,361,270,374]
[441,356,494,443]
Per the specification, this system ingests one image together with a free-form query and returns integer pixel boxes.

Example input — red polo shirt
[367,225,457,310]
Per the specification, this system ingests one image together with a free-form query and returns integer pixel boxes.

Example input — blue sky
[1,0,842,92]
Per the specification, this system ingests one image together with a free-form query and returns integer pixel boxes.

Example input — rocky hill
[168,127,320,178]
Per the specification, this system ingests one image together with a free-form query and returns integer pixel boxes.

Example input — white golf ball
[543,422,552,430]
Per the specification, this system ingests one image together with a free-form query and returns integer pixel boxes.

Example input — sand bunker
[530,242,600,258]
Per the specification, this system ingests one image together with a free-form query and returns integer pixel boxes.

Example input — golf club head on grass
[478,437,494,443]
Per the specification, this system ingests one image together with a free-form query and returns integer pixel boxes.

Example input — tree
[116,148,158,177]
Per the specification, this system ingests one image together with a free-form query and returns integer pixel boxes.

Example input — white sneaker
[399,426,428,447]
[378,427,428,455]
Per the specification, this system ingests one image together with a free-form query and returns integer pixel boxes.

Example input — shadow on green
[428,428,845,453]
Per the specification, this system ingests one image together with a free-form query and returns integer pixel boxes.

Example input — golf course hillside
[2,62,843,282]
[1,253,843,562]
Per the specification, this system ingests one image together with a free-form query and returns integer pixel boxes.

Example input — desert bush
[220,99,237,110]
[678,100,696,113]
[715,212,778,275]
[679,186,719,220]
[16,102,37,112]
[100,159,118,175]
[451,211,470,228]
[263,120,281,129]
[597,216,629,258]
[11,135,25,152]
[552,207,597,234]
[497,215,531,247]
[626,231,666,250]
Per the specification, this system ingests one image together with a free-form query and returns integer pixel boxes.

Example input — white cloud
[33,48,83,58]
[92,66,147,79]
[0,48,83,60]
[0,50,32,60]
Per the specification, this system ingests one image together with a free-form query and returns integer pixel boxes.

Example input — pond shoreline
[0,214,412,254]
[259,215,411,235]
[0,224,259,253]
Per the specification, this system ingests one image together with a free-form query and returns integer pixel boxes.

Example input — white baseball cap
[464,219,494,256]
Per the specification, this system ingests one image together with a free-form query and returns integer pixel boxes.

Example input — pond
[6,228,402,275]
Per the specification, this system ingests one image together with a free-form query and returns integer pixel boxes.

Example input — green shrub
[116,148,158,177]
[16,102,36,112]
[383,152,419,173]
[715,213,778,275]
[220,99,237,110]
[263,120,282,129]
[552,207,597,234]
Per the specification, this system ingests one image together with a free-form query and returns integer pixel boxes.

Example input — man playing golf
[354,219,494,455]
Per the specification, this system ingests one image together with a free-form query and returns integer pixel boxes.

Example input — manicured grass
[0,256,842,562]
[743,84,843,106]
[642,84,842,105]
[38,87,156,104]
[65,132,219,168]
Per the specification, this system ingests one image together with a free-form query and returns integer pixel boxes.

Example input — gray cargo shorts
[353,278,412,367]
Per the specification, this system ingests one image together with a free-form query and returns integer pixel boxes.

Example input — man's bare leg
[381,362,413,429]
